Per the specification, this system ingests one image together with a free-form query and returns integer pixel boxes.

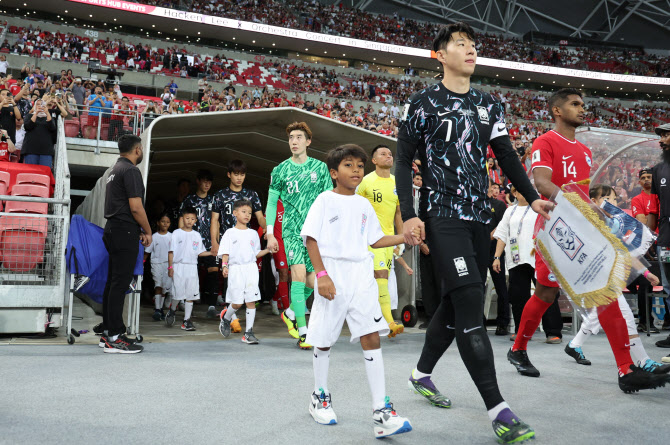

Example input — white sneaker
[372,398,412,438]
[271,300,280,316]
[309,390,337,425]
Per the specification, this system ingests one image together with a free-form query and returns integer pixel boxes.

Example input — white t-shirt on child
[301,191,384,262]
[145,232,172,264]
[218,227,261,265]
[170,229,205,264]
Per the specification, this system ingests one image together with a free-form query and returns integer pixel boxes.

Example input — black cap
[655,123,670,136]
[639,168,652,178]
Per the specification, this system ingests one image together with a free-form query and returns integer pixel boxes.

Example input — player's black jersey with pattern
[399,83,508,224]
[212,187,262,233]
[179,193,214,249]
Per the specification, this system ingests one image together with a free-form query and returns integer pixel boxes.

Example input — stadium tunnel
[139,108,397,204]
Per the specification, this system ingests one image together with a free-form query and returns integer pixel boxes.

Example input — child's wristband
[221,262,228,266]
[316,270,328,279]
[643,269,650,279]
[168,266,173,270]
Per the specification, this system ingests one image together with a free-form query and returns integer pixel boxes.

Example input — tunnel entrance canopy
[140,108,397,204]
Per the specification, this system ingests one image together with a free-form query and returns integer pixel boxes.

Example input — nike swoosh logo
[497,125,506,132]
[365,357,373,361]
[314,353,318,358]
[562,155,572,160]
[437,111,449,116]
[463,326,481,333]
[374,316,382,322]
[523,334,533,338]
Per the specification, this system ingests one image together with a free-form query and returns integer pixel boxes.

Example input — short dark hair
[177,178,190,187]
[432,22,476,53]
[233,199,252,211]
[196,169,213,181]
[371,144,390,158]
[589,183,615,200]
[118,134,142,154]
[156,211,171,223]
[548,88,583,120]
[228,159,247,174]
[181,206,197,217]
[326,144,368,171]
[286,121,313,140]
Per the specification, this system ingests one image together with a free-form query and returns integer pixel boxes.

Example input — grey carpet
[1,331,669,445]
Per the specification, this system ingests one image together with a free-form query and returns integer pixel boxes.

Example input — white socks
[628,337,650,366]
[285,307,296,319]
[298,325,308,336]
[487,401,511,421]
[412,368,431,379]
[570,327,593,348]
[224,306,237,321]
[363,348,386,410]
[313,348,331,394]
[246,308,256,332]
[154,294,164,310]
[184,301,193,320]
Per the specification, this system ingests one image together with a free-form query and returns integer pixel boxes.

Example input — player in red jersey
[507,88,670,393]
[271,200,290,315]
[631,168,659,226]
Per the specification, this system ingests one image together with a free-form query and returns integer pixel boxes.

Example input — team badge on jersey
[393,188,397,195]
[585,154,592,167]
[310,172,318,183]
[548,273,557,282]
[361,213,367,234]
[379,260,385,267]
[288,250,294,259]
[476,106,489,124]
[549,218,584,261]
[192,241,199,251]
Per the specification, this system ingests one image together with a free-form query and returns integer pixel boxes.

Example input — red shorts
[87,115,100,126]
[535,250,559,288]
[272,237,288,269]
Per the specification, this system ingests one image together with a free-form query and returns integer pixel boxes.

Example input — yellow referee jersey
[357,171,398,236]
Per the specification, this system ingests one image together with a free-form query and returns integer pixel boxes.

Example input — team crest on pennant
[549,218,584,260]
[477,106,489,124]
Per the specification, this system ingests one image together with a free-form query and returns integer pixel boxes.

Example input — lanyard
[509,205,531,237]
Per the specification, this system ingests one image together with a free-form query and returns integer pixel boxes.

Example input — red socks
[512,295,552,351]
[274,281,289,311]
[597,302,633,376]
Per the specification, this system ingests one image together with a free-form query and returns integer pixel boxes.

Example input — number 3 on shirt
[287,180,300,194]
[563,160,577,178]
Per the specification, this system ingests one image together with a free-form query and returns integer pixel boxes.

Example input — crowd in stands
[134,0,670,77]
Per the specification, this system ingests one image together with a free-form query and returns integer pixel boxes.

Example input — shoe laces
[318,388,331,407]
[380,396,396,415]
[642,359,661,372]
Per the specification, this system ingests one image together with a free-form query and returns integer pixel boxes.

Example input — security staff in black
[396,23,553,444]
[101,134,151,354]
[647,122,670,350]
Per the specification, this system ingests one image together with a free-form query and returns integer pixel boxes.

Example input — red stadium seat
[65,120,81,137]
[4,201,48,215]
[0,215,48,272]
[11,184,49,198]
[15,173,51,189]
[0,171,9,195]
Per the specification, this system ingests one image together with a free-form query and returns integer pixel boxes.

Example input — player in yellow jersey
[357,144,406,337]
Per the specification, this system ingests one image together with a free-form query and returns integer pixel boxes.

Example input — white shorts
[581,294,636,336]
[151,262,172,293]
[172,263,200,301]
[306,257,389,348]
[389,263,398,310]
[226,262,261,305]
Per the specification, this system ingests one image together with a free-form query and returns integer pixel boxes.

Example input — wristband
[266,225,273,235]
[494,256,501,260]
[221,262,228,266]
[316,270,328,279]
[167,266,173,270]
[644,270,650,279]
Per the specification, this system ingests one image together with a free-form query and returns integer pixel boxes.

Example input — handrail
[0,195,70,205]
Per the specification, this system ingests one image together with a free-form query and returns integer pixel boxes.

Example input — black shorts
[198,255,219,270]
[425,217,489,295]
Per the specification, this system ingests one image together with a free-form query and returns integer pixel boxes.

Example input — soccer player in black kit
[396,23,553,444]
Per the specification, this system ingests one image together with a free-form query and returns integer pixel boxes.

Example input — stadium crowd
[134,0,670,77]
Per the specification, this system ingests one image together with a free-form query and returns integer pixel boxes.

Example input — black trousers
[419,251,439,321]
[102,221,140,337]
[108,119,124,141]
[488,242,510,327]
[507,264,563,337]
